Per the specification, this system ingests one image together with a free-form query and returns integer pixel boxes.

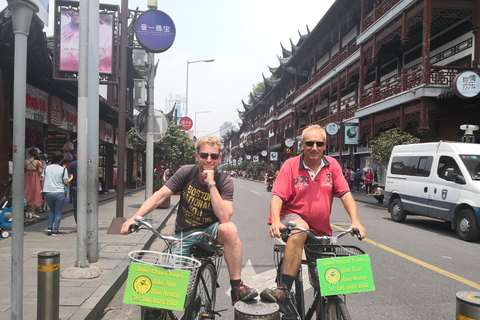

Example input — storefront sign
[261,150,268,157]
[48,96,64,127]
[285,138,294,148]
[284,147,293,154]
[135,10,176,53]
[344,125,358,145]
[253,156,259,162]
[453,71,480,99]
[99,120,114,143]
[326,122,339,135]
[270,152,278,161]
[246,155,251,160]
[26,89,48,124]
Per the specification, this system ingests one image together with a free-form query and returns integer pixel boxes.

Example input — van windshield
[460,155,480,180]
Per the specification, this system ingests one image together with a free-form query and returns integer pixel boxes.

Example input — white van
[384,141,480,241]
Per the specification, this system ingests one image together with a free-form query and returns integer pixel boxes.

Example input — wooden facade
[225,0,480,173]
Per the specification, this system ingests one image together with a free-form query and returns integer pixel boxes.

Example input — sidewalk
[349,188,386,206]
[0,188,180,320]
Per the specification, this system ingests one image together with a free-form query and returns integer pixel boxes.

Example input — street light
[195,110,210,138]
[185,59,214,117]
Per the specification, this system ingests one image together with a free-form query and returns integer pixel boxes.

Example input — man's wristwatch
[208,181,216,190]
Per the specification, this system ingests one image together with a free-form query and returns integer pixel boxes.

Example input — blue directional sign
[135,10,176,53]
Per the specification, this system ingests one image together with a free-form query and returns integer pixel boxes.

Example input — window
[437,156,460,180]
[391,156,433,176]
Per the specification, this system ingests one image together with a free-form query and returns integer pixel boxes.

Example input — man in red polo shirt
[261,125,366,315]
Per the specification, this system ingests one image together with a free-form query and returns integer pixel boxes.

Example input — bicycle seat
[190,244,223,259]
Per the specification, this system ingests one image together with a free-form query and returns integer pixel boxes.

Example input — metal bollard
[234,299,280,319]
[37,251,60,320]
[456,291,480,320]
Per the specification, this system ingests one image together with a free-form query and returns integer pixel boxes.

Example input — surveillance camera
[460,124,479,135]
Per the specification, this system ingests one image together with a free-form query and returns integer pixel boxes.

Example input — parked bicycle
[273,221,364,320]
[126,216,225,320]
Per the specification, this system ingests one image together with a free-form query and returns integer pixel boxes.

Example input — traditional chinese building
[0,5,140,196]
[225,0,480,184]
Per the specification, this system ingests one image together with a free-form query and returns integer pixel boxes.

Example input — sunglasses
[304,141,325,147]
[199,152,220,160]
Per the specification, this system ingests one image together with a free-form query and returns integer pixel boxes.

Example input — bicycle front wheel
[141,306,170,320]
[324,296,351,320]
[186,261,216,319]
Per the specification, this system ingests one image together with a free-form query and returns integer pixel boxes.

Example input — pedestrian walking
[24,148,43,218]
[43,151,71,236]
[354,168,363,191]
[364,169,373,195]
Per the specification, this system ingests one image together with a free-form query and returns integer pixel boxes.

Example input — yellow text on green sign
[123,262,191,311]
[317,254,375,296]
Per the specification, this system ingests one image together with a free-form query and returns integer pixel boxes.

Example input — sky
[1,0,336,138]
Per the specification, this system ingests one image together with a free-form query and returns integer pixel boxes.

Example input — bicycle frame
[275,222,363,320]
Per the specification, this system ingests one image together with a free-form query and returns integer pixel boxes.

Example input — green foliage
[370,128,420,166]
[247,75,278,104]
[128,121,196,168]
[247,161,267,175]
[154,122,196,167]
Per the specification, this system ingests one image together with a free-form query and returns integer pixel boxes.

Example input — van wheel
[390,198,407,222]
[456,209,480,242]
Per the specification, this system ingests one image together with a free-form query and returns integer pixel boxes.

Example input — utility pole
[75,0,90,268]
[8,0,38,318]
[86,0,100,262]
[144,0,157,206]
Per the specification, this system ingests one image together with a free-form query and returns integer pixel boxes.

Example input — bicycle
[272,221,364,320]
[126,216,225,320]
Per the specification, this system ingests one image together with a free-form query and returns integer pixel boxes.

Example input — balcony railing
[361,66,472,107]
[364,0,401,30]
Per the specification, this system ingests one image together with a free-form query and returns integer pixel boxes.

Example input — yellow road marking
[331,223,480,290]
[251,190,260,195]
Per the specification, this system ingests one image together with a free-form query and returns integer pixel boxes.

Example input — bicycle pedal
[200,313,214,319]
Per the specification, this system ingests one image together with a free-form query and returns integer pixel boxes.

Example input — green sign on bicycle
[317,254,375,296]
[123,262,191,311]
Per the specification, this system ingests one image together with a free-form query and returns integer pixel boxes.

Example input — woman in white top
[43,151,70,236]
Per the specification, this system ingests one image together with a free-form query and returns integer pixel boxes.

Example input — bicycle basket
[304,244,365,262]
[128,250,202,291]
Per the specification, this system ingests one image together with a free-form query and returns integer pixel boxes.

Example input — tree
[370,128,420,166]
[154,121,196,167]
[128,121,196,168]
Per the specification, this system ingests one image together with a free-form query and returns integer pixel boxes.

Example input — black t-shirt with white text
[165,164,234,233]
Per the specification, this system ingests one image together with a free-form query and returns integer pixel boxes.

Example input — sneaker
[231,282,258,305]
[46,226,52,235]
[51,231,63,237]
[260,284,296,315]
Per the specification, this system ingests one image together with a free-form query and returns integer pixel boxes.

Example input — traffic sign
[179,117,193,130]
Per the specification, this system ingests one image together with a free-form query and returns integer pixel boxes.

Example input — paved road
[102,178,480,319]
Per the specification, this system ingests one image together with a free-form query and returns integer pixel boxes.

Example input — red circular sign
[179,117,193,130]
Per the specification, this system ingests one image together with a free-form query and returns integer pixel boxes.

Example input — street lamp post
[195,111,210,138]
[185,59,214,117]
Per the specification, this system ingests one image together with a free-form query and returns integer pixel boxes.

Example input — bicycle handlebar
[128,216,222,249]
[279,221,362,244]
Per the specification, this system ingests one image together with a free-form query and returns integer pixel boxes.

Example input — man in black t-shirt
[121,136,258,305]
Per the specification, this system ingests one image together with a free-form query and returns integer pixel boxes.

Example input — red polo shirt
[268,154,350,235]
